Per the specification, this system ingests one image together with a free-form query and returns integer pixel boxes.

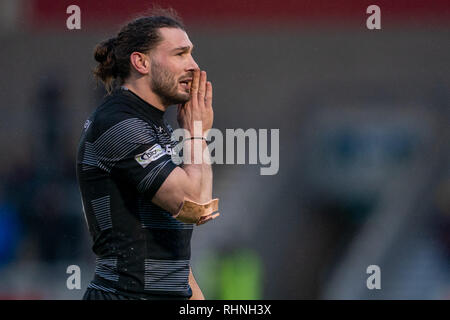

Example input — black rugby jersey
[76,87,193,299]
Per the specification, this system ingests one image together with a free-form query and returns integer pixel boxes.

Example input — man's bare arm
[151,70,218,224]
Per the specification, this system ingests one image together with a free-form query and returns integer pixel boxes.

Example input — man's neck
[122,80,167,112]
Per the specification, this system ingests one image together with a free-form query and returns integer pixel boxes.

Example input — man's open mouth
[179,78,192,90]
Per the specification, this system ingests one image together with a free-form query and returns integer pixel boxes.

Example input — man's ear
[129,52,150,75]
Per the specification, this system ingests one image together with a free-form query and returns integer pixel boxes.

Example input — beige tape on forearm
[173,198,219,224]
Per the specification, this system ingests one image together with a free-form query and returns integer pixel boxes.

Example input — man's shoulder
[87,95,146,136]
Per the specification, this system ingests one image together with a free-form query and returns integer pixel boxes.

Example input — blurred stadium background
[0,0,449,299]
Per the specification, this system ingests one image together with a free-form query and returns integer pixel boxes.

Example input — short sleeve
[92,117,177,198]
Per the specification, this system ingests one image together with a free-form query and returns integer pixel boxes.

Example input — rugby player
[76,10,219,300]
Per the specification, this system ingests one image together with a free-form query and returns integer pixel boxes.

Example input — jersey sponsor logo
[135,144,166,168]
[165,145,176,156]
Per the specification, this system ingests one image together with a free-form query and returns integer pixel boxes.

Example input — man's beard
[150,61,190,107]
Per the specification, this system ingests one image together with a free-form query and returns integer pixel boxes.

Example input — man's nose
[186,55,199,71]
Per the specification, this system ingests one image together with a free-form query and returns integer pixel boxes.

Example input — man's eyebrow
[172,45,193,53]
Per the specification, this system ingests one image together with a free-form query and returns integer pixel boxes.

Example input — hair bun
[93,37,118,91]
[94,37,116,63]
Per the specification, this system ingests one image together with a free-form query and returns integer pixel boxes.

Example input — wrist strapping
[173,198,219,224]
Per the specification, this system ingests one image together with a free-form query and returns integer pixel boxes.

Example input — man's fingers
[196,212,220,226]
[190,69,200,97]
[196,217,211,226]
[198,71,207,100]
[210,212,220,219]
[205,81,212,107]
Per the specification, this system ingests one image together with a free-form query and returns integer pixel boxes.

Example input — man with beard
[76,10,219,300]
